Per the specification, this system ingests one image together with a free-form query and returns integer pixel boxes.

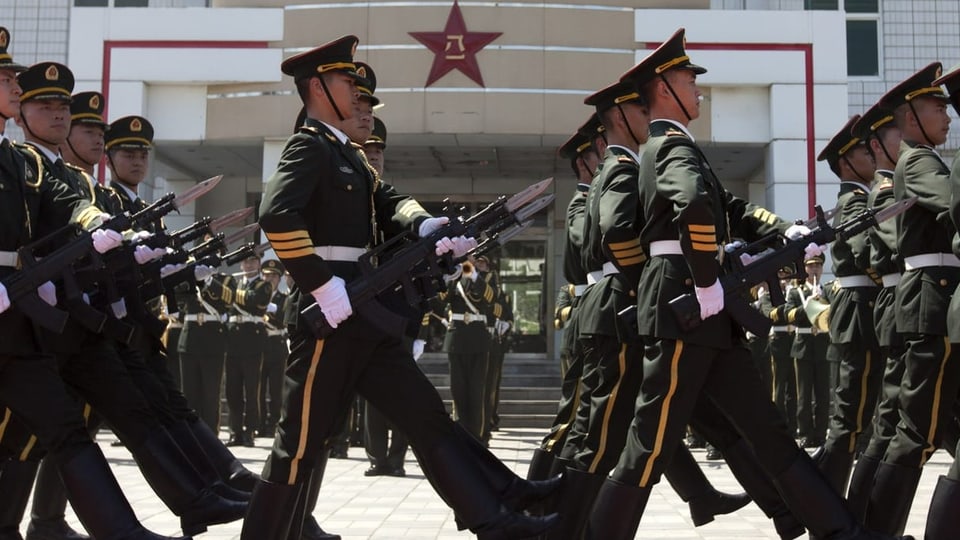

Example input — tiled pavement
[23,428,952,539]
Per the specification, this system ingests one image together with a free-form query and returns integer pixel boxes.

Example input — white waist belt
[881,273,901,288]
[184,314,220,324]
[449,313,488,324]
[836,275,877,288]
[314,245,366,262]
[795,328,814,335]
[770,325,791,333]
[649,240,683,257]
[586,262,619,285]
[266,329,286,337]
[904,253,960,270]
[0,251,18,268]
[230,314,264,324]
[573,284,588,297]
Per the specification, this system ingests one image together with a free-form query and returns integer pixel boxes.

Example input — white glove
[804,242,825,260]
[193,265,215,282]
[111,299,128,319]
[495,319,511,336]
[0,283,8,315]
[160,263,186,278]
[37,281,57,307]
[266,302,278,314]
[310,276,352,329]
[694,278,724,320]
[739,252,762,266]
[92,228,123,254]
[412,339,426,360]
[784,224,811,240]
[418,216,449,237]
[134,245,166,265]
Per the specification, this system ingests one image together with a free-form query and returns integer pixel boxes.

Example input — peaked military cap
[0,28,27,73]
[578,113,603,141]
[18,62,74,103]
[366,116,387,147]
[933,62,960,93]
[355,62,380,107]
[261,259,284,275]
[281,35,359,81]
[71,91,108,128]
[817,115,863,162]
[851,100,895,141]
[584,80,644,114]
[557,131,591,160]
[880,62,948,110]
[622,27,706,87]
[105,116,154,151]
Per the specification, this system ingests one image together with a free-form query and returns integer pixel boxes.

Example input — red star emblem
[409,0,501,87]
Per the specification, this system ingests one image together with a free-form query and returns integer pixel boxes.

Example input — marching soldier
[0,28,187,540]
[845,101,906,519]
[760,268,798,438]
[223,254,270,447]
[813,114,883,497]
[586,29,906,540]
[864,63,960,536]
[259,258,287,437]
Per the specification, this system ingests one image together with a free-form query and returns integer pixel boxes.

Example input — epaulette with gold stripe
[751,207,779,225]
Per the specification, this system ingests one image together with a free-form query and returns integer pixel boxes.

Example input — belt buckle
[197,313,205,324]
[464,313,473,323]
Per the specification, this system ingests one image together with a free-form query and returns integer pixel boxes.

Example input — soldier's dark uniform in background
[223,267,271,446]
[760,282,798,437]
[864,64,960,536]
[814,115,883,498]
[177,273,230,431]
[482,273,511,444]
[259,259,287,436]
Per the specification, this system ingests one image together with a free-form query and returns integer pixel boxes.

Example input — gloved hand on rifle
[0,283,9,315]
[695,278,724,320]
[134,244,167,265]
[193,265,215,282]
[266,302,278,314]
[311,276,352,329]
[784,224,826,261]
[38,281,57,307]
[160,263,186,278]
[412,338,426,361]
[419,217,477,258]
[92,228,123,254]
[495,319,511,336]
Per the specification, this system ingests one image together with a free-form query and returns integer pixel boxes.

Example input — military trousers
[447,351,489,440]
[482,336,506,442]
[539,330,584,456]
[795,333,831,443]
[769,332,798,436]
[225,350,263,438]
[364,404,408,470]
[611,338,801,487]
[166,325,182,390]
[259,336,287,434]
[262,316,457,485]
[824,340,883,456]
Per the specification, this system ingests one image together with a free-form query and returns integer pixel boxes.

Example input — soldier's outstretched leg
[664,444,750,526]
[923,475,960,540]
[240,478,303,539]
[863,461,922,536]
[846,454,881,521]
[58,444,191,540]
[25,457,88,540]
[583,479,649,540]
[299,452,341,540]
[543,467,605,540]
[721,439,805,540]
[128,429,247,535]
[165,421,249,502]
[185,418,260,492]
[0,459,39,540]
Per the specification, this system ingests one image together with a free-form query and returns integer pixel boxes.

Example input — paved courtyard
[22,428,952,539]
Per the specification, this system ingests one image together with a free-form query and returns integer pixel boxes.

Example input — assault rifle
[136,206,253,251]
[668,198,917,336]
[300,178,556,339]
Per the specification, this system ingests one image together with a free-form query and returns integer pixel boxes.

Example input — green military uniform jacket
[440,272,495,354]
[893,140,958,336]
[577,145,645,339]
[635,120,788,349]
[785,281,827,359]
[827,181,879,346]
[176,275,231,353]
[563,184,589,286]
[948,151,960,342]
[867,170,902,349]
[224,274,272,354]
[259,118,430,327]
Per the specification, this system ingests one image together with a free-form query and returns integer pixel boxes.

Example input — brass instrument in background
[798,276,830,332]
[461,260,475,277]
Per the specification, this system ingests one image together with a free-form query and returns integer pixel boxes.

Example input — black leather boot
[422,435,559,538]
[863,461,922,536]
[924,475,960,540]
[526,448,554,481]
[130,429,247,535]
[25,457,88,540]
[846,454,881,521]
[185,418,260,492]
[812,445,855,496]
[0,459,39,540]
[583,478,650,540]
[543,467,605,540]
[664,443,750,526]
[57,444,191,540]
[238,480,302,540]
[300,454,341,540]
[547,456,572,478]
[721,439,804,540]
[772,453,914,540]
[166,421,250,501]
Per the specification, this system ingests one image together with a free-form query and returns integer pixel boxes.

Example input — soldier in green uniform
[760,269,799,439]
[586,29,908,540]
[812,114,883,498]
[0,28,188,540]
[259,258,287,437]
[243,35,559,539]
[784,254,831,450]
[863,63,960,536]
[223,255,271,447]
[845,101,905,520]
[480,256,510,444]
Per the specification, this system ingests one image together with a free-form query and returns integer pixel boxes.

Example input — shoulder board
[617,156,634,164]
[665,128,686,137]
[14,143,43,189]
[878,178,893,190]
[298,125,320,135]
[854,188,866,196]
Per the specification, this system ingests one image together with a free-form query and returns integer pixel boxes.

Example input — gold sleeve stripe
[237,290,247,304]
[484,287,494,302]
[607,238,641,250]
[494,305,503,318]
[788,308,799,322]
[76,207,103,230]
[688,224,715,233]
[397,199,428,220]
[421,314,431,324]
[559,306,571,321]
[266,230,311,242]
[688,233,716,244]
[771,311,779,322]
[619,255,647,266]
[271,238,313,250]
[691,241,718,252]
[276,247,317,258]
[612,246,645,258]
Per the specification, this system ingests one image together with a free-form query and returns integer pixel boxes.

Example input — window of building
[75,0,149,5]
[805,0,880,78]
